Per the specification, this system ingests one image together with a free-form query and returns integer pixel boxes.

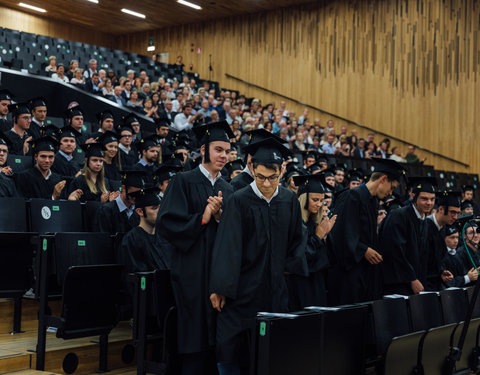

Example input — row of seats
[0,198,103,233]
[0,26,223,92]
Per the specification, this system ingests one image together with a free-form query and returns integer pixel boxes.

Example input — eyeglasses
[255,174,279,183]
[121,134,133,138]
[0,148,7,154]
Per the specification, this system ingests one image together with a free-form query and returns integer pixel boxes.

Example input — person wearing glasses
[209,137,308,375]
[424,191,461,290]
[380,176,437,295]
[0,133,17,197]
[4,102,33,156]
[449,222,480,287]
[327,159,406,305]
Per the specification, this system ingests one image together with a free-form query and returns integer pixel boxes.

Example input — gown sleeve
[284,197,309,276]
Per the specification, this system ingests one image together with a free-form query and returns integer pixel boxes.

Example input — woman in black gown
[68,143,113,202]
[288,174,337,310]
[97,131,122,185]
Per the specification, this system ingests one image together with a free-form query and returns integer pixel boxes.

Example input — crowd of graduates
[0,73,478,375]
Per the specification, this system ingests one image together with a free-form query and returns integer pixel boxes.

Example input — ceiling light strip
[121,8,146,18]
[19,2,46,12]
[177,0,202,10]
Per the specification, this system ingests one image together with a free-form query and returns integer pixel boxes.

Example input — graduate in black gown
[440,225,475,287]
[379,177,437,295]
[51,126,82,179]
[64,106,90,167]
[209,138,308,374]
[328,159,405,305]
[28,97,48,140]
[14,136,77,200]
[133,134,161,185]
[424,191,461,290]
[68,143,113,202]
[118,186,172,273]
[4,101,32,156]
[462,185,480,217]
[230,129,285,191]
[0,89,14,133]
[117,120,138,169]
[154,163,182,201]
[287,174,337,310]
[156,121,234,375]
[97,131,122,184]
[96,170,144,234]
[448,222,480,287]
[0,133,17,197]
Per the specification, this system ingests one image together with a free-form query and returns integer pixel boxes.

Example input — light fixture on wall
[121,8,146,18]
[147,46,155,52]
[87,0,99,3]
[177,0,202,10]
[19,2,46,12]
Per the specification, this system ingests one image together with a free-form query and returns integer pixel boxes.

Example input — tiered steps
[0,299,136,374]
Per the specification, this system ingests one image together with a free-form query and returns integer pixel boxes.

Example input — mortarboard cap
[155,117,170,128]
[322,167,335,178]
[372,159,406,180]
[436,190,461,208]
[348,168,365,182]
[57,125,81,140]
[293,174,327,196]
[96,130,119,146]
[29,136,58,153]
[131,186,161,208]
[28,97,47,110]
[117,123,134,135]
[0,89,13,101]
[244,128,285,146]
[8,102,30,117]
[461,200,474,211]
[155,164,182,183]
[244,137,293,165]
[80,142,105,158]
[96,109,114,122]
[192,121,234,145]
[65,105,84,119]
[122,112,140,127]
[138,134,161,151]
[0,132,12,148]
[225,159,245,176]
[444,225,459,237]
[121,170,147,189]
[462,185,475,193]
[409,176,437,195]
[302,150,318,161]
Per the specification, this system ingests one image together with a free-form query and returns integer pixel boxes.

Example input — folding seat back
[0,197,27,231]
[6,153,33,173]
[419,323,458,374]
[383,331,426,375]
[450,318,480,373]
[29,199,83,233]
[440,288,469,324]
[408,293,444,331]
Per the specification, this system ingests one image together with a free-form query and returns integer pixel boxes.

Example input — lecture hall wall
[117,0,480,175]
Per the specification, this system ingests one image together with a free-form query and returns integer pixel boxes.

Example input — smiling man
[156,121,234,375]
[328,159,406,305]
[209,137,307,375]
[380,176,437,295]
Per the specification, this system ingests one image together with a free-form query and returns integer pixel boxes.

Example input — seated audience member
[102,78,115,98]
[68,143,113,202]
[142,97,158,118]
[441,225,476,287]
[70,68,86,86]
[97,170,146,234]
[45,55,57,73]
[405,145,421,163]
[51,63,69,83]
[157,100,176,126]
[126,90,143,112]
[389,147,406,163]
[83,58,98,79]
[85,73,103,95]
[51,126,82,178]
[15,136,80,200]
[66,60,79,81]
[4,102,33,155]
[353,138,366,158]
[117,186,172,273]
[0,89,13,133]
[97,131,122,182]
[111,86,126,106]
[172,103,201,132]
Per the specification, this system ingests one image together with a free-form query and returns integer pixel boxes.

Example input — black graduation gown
[68,174,111,202]
[0,118,12,133]
[451,245,480,287]
[4,129,31,155]
[29,120,43,140]
[327,185,380,305]
[287,218,329,310]
[424,218,447,291]
[96,200,140,234]
[119,148,138,169]
[209,186,308,365]
[230,171,254,191]
[441,250,468,288]
[133,162,158,185]
[379,205,430,295]
[156,167,233,354]
[51,152,80,178]
[0,174,18,197]
[103,162,122,182]
[14,167,63,199]
[117,226,172,273]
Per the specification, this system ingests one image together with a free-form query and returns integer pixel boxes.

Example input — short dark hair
[252,161,281,172]
[370,171,396,182]
[92,72,99,77]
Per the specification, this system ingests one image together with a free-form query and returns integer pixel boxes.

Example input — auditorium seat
[0,197,28,231]
[6,153,33,173]
[418,323,458,374]
[408,292,444,331]
[36,264,123,372]
[29,199,84,233]
[440,288,469,324]
[83,200,103,232]
[383,331,425,375]
[450,318,480,373]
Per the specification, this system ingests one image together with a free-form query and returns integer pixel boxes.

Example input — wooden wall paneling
[116,0,479,174]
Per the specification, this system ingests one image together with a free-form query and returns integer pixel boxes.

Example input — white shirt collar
[427,213,442,230]
[447,247,456,255]
[118,143,130,153]
[250,180,279,204]
[413,204,426,220]
[58,150,73,161]
[199,164,222,186]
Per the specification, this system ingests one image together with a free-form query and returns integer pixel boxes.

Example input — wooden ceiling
[0,0,314,35]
